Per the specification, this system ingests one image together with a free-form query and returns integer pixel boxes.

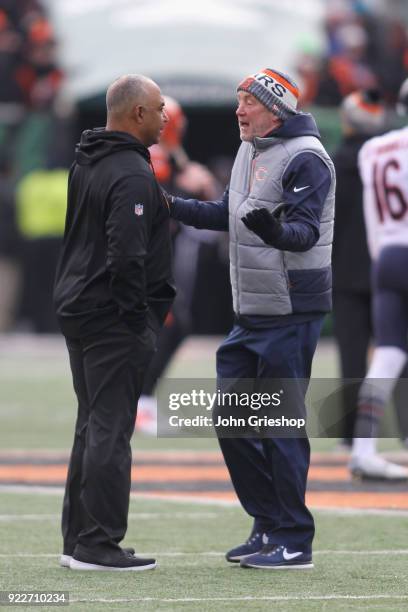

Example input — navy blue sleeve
[272,153,331,252]
[171,187,229,231]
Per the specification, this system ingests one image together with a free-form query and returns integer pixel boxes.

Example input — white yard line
[132,492,240,506]
[2,485,408,516]
[1,550,408,558]
[69,595,408,603]
[310,506,408,517]
[0,512,218,521]
[0,485,65,495]
[314,550,408,555]
[0,514,60,521]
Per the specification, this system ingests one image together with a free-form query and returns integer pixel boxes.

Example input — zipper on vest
[249,148,258,190]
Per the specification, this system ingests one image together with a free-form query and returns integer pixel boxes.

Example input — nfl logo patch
[134,203,144,216]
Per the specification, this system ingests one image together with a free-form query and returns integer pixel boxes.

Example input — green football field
[0,334,407,611]
[1,491,408,611]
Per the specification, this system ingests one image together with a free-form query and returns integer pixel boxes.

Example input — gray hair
[106,74,153,117]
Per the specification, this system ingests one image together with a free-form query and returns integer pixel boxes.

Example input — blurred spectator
[137,96,227,433]
[297,0,408,108]
[0,5,26,122]
[15,166,68,332]
[0,0,71,332]
[315,23,378,106]
[367,18,408,104]
[140,97,224,360]
[16,16,63,112]
[0,0,62,117]
[296,49,322,109]
[0,0,64,163]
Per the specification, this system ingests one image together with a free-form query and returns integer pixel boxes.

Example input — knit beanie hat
[237,68,300,120]
[341,90,386,135]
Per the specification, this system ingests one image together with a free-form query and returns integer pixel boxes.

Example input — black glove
[241,207,284,245]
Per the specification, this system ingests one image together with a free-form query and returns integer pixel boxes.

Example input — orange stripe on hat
[263,69,300,98]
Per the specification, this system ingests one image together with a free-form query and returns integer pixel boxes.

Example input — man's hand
[241,207,283,245]
[161,187,175,208]
[176,162,218,199]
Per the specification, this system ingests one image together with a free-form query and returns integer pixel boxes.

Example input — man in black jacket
[54,74,175,571]
[332,89,408,452]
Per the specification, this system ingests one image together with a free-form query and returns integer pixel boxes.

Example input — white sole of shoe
[69,558,157,571]
[241,562,314,570]
[59,554,72,568]
[351,469,408,482]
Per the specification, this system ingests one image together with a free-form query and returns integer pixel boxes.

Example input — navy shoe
[240,543,313,569]
[226,531,265,563]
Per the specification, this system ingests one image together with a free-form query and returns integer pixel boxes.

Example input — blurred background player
[15,164,68,332]
[137,96,221,433]
[0,0,70,333]
[349,78,408,480]
[332,89,408,450]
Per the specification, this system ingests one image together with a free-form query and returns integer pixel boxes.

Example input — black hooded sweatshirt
[54,128,175,337]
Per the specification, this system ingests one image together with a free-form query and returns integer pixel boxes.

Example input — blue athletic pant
[215,318,324,553]
[373,246,408,351]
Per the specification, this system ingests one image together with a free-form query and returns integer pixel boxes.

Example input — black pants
[333,291,372,441]
[62,321,155,558]
[142,313,188,395]
[20,237,61,333]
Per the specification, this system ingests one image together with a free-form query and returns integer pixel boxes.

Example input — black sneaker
[226,531,265,563]
[60,547,136,568]
[70,548,156,571]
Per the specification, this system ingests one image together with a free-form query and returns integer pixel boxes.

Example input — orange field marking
[0,464,352,483]
[0,456,407,510]
[0,465,231,482]
[0,450,224,462]
[306,491,408,510]
[134,490,408,510]
[0,465,67,482]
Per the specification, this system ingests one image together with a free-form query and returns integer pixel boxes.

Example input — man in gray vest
[168,68,335,569]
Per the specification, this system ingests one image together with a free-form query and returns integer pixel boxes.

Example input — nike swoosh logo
[283,549,303,560]
[293,185,310,193]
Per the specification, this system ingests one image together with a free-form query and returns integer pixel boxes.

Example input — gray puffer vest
[229,131,335,316]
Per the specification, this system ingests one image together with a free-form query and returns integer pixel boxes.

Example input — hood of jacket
[75,128,151,166]
[255,112,321,149]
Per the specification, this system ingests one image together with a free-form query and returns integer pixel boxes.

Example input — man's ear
[132,104,144,123]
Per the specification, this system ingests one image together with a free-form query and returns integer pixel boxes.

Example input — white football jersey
[358,126,408,259]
